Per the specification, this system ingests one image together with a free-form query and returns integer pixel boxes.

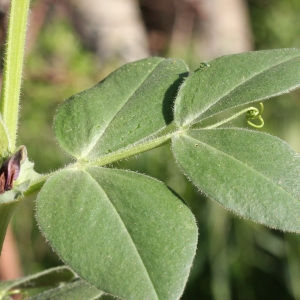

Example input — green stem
[0,0,30,151]
[23,129,180,197]
[23,123,181,197]
[0,0,30,255]
[86,131,177,167]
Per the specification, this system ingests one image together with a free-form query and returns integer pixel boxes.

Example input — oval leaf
[172,128,300,232]
[36,167,197,300]
[174,49,300,127]
[54,58,188,160]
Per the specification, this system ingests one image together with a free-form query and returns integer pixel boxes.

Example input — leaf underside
[172,128,300,232]
[54,57,188,160]
[36,167,198,300]
[175,48,300,127]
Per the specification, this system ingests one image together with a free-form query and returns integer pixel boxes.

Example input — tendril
[246,102,264,128]
[204,102,265,129]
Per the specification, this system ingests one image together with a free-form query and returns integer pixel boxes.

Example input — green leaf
[54,57,188,160]
[172,128,300,232]
[174,49,300,127]
[28,279,103,300]
[0,266,75,298]
[36,167,197,300]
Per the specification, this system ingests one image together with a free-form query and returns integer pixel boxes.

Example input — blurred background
[0,0,300,299]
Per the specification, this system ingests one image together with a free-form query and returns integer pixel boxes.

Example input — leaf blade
[172,128,300,232]
[174,49,300,127]
[54,57,188,160]
[36,168,197,300]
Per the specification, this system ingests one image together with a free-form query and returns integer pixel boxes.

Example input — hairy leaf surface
[54,58,188,160]
[172,128,300,232]
[36,167,197,300]
[175,49,300,127]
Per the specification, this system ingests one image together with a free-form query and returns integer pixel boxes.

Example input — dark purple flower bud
[0,146,27,194]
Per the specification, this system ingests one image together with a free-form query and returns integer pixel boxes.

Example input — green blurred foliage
[249,0,300,49]
[9,1,300,299]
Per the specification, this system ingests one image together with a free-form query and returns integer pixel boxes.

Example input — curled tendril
[246,102,264,128]
[205,102,265,130]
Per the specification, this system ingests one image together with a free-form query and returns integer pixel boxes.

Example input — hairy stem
[0,0,30,255]
[0,0,30,151]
